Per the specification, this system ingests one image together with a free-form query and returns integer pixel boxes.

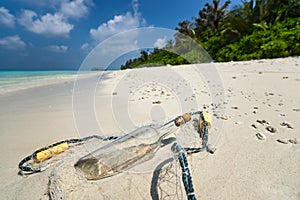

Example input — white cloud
[18,10,74,37]
[90,0,146,42]
[45,45,68,53]
[60,0,92,19]
[16,1,94,37]
[154,36,167,49]
[0,35,26,50]
[0,7,15,28]
[81,33,140,70]
[80,42,90,50]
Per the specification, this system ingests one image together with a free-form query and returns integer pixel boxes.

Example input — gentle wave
[0,70,95,94]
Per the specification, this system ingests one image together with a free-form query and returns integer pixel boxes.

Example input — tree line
[121,0,300,69]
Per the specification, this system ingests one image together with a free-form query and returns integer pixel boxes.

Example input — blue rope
[171,112,210,199]
[172,143,196,200]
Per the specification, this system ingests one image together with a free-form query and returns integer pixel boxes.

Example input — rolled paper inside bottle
[74,126,161,180]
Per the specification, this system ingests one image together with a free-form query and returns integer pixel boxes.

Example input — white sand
[0,57,299,199]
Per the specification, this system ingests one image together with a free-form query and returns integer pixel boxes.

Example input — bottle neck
[156,121,177,141]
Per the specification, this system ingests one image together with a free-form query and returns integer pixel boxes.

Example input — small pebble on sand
[203,104,209,109]
[262,120,269,124]
[257,119,269,125]
[288,138,298,144]
[277,139,289,144]
[252,124,257,129]
[152,101,161,104]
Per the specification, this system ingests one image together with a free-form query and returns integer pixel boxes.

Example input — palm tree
[175,20,194,37]
[193,0,231,37]
[140,50,148,62]
[223,0,300,40]
[266,0,300,22]
[221,0,272,43]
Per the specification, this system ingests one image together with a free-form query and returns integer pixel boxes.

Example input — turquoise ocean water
[0,70,80,94]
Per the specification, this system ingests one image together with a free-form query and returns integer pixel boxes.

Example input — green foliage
[215,18,300,61]
[120,49,190,70]
[201,0,300,61]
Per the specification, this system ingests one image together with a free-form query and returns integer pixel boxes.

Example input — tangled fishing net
[19,112,214,200]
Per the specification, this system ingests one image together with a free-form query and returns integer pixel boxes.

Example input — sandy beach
[0,57,299,199]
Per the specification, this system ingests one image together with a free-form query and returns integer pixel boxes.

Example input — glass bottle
[74,113,191,180]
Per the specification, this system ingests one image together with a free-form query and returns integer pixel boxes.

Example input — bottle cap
[175,113,191,127]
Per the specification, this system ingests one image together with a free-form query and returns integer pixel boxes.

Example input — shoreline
[1,56,298,95]
[0,71,101,95]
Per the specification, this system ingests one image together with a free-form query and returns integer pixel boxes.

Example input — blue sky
[0,0,240,70]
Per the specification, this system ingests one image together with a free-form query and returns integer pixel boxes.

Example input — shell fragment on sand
[266,126,277,133]
[206,145,216,154]
[280,121,294,129]
[256,132,266,140]
[220,116,229,120]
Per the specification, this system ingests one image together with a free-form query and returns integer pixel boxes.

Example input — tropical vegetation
[121,0,300,69]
